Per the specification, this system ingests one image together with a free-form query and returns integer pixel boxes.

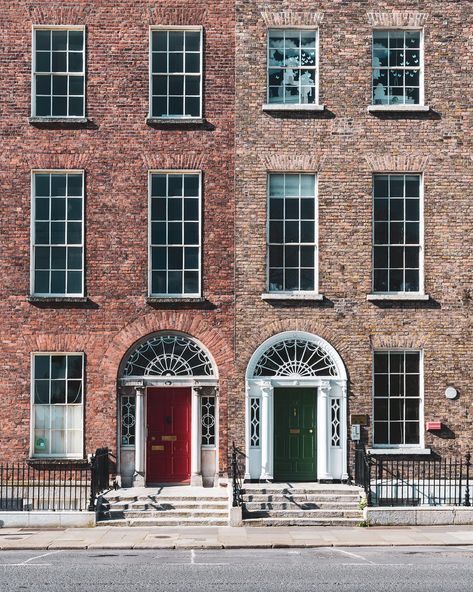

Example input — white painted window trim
[120,394,136,450]
[266,173,319,295]
[30,351,85,459]
[148,172,202,298]
[369,28,426,110]
[264,27,324,111]
[371,348,425,449]
[31,24,86,119]
[371,173,425,297]
[30,169,85,298]
[148,25,203,121]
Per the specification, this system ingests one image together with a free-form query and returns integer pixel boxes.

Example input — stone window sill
[28,296,88,304]
[261,292,324,301]
[146,297,206,304]
[368,448,432,456]
[262,103,325,112]
[146,117,206,125]
[367,105,430,113]
[29,457,88,465]
[367,293,430,302]
[29,116,89,124]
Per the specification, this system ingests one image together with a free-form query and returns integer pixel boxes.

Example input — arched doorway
[245,331,348,482]
[118,332,219,487]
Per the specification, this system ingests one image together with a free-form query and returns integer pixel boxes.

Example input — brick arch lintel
[260,154,324,173]
[369,334,426,350]
[23,152,92,171]
[367,12,429,28]
[148,7,207,26]
[241,319,352,376]
[23,2,96,24]
[364,154,430,172]
[261,11,324,27]
[99,311,233,386]
[142,153,205,171]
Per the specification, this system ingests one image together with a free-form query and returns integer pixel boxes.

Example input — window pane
[35,380,50,404]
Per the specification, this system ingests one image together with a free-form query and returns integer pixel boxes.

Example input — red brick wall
[0,1,236,464]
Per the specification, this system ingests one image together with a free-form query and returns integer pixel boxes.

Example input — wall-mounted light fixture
[445,386,458,400]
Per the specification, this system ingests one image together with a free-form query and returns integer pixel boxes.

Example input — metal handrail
[230,442,245,508]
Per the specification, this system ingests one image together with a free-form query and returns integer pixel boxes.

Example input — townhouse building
[233,1,473,484]
[0,1,236,488]
[0,1,471,496]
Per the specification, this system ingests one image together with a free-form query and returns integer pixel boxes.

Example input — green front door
[274,388,316,481]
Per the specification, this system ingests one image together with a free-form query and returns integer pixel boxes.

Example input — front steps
[241,483,364,526]
[98,489,229,526]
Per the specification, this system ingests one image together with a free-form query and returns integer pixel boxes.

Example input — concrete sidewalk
[1,525,473,550]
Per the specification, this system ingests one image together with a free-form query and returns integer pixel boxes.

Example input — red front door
[146,388,191,484]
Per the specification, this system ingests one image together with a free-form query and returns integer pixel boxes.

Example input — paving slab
[1,525,473,549]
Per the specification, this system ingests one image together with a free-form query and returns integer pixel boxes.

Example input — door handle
[309,429,314,434]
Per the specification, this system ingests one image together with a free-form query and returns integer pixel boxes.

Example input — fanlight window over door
[122,333,215,378]
[252,337,338,378]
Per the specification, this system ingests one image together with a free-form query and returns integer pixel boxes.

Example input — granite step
[244,517,362,527]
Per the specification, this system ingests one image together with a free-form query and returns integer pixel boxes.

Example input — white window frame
[31,25,86,118]
[266,172,319,296]
[264,27,322,111]
[148,170,202,298]
[148,25,203,120]
[370,28,424,109]
[30,169,85,298]
[30,352,85,459]
[371,173,424,296]
[371,348,425,450]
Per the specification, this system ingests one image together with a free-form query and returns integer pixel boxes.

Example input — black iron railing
[355,444,471,507]
[230,442,245,508]
[0,448,115,512]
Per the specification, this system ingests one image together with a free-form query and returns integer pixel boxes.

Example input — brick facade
[0,1,235,469]
[0,0,472,479]
[232,0,473,460]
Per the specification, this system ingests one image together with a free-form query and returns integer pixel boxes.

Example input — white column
[244,383,251,480]
[339,382,349,481]
[259,381,273,480]
[317,380,332,480]
[191,387,203,486]
[133,387,145,486]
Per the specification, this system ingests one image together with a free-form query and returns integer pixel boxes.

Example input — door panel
[274,388,316,481]
[146,387,191,484]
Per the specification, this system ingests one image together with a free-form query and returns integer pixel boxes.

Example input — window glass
[33,354,83,457]
[151,29,202,118]
[268,29,318,105]
[34,28,85,117]
[373,174,421,293]
[373,351,421,446]
[33,172,84,296]
[150,173,200,296]
[372,30,422,105]
[268,173,317,292]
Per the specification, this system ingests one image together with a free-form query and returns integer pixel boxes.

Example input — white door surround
[117,332,219,487]
[245,331,348,482]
